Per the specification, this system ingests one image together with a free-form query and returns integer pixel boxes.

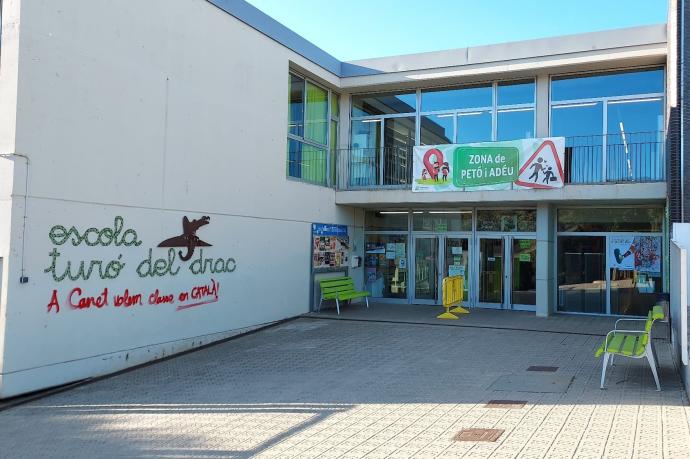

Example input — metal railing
[330,132,665,190]
[564,131,665,184]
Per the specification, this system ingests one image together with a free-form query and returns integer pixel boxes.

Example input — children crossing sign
[412,137,565,192]
[514,140,565,189]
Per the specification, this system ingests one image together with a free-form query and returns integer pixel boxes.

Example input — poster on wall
[312,223,349,269]
[610,235,662,274]
[412,137,565,192]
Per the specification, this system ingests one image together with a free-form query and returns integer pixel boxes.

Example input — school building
[0,0,688,398]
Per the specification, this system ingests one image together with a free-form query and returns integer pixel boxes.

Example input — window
[496,81,535,141]
[557,207,663,232]
[350,91,417,187]
[556,207,665,316]
[412,211,472,232]
[476,209,536,232]
[352,91,416,117]
[287,72,337,186]
[551,68,664,101]
[419,80,535,145]
[550,68,665,183]
[365,211,408,231]
[421,84,492,112]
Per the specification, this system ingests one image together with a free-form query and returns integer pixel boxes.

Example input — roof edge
[205,0,342,76]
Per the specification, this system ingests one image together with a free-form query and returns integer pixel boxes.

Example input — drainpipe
[0,153,30,283]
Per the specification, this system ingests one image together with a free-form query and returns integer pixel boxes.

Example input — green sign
[519,239,532,249]
[519,253,531,262]
[453,146,519,187]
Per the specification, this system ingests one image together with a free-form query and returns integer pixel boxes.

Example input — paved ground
[1,316,689,458]
[309,303,671,339]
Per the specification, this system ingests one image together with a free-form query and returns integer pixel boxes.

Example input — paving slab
[0,316,687,458]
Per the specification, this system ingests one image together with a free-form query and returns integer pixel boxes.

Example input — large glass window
[550,68,665,184]
[557,207,665,317]
[458,111,492,144]
[287,72,337,186]
[497,109,534,141]
[421,85,492,112]
[350,119,381,187]
[384,117,415,185]
[498,81,535,105]
[610,236,663,316]
[365,211,408,231]
[557,236,606,313]
[551,68,664,101]
[352,91,416,117]
[606,98,664,181]
[477,210,536,232]
[365,234,408,299]
[420,114,454,145]
[288,74,304,137]
[350,90,416,187]
[412,211,472,232]
[418,80,535,146]
[557,208,664,232]
[551,102,604,183]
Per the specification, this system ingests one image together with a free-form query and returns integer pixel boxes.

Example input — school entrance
[364,209,538,310]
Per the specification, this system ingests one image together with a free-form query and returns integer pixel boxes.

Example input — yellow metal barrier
[437,275,469,320]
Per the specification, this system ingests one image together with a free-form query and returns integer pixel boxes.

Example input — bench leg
[600,353,610,389]
[610,354,614,367]
[365,296,369,309]
[318,296,323,312]
[646,346,661,391]
[335,298,340,315]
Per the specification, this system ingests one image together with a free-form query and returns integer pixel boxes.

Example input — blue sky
[245,0,668,61]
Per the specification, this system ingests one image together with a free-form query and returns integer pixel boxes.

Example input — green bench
[318,276,370,315]
[595,305,665,391]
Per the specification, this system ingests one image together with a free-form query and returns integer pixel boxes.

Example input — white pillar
[536,74,550,138]
[536,202,555,316]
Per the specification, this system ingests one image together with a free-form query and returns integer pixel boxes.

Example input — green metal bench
[318,276,370,315]
[595,305,665,391]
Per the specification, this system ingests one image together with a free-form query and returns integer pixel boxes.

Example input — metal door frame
[411,233,472,305]
[475,234,537,310]
[411,234,442,304]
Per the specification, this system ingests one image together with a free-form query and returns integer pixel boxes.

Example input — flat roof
[208,0,667,79]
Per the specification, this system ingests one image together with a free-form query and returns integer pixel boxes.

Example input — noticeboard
[312,223,349,269]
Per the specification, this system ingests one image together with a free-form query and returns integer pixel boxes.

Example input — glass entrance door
[412,235,471,304]
[414,236,440,303]
[443,237,470,304]
[477,236,536,310]
[478,238,504,308]
[510,238,537,310]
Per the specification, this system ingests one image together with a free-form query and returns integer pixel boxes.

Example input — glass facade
[556,207,664,316]
[476,209,536,232]
[550,68,665,184]
[365,234,408,299]
[418,80,535,146]
[287,72,338,186]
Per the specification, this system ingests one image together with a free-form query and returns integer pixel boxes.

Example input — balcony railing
[331,132,665,191]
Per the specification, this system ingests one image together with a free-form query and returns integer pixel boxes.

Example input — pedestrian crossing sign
[515,140,565,189]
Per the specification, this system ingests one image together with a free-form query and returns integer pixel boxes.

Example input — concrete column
[536,202,555,316]
[337,93,351,189]
[536,74,550,138]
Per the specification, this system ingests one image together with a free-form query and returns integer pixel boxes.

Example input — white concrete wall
[0,0,353,398]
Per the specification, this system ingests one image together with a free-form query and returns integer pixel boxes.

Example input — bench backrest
[319,276,356,295]
[641,305,665,346]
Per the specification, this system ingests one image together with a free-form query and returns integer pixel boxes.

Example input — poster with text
[610,236,661,274]
[412,137,565,192]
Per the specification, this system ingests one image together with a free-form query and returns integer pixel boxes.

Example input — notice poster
[412,137,565,192]
[312,223,349,269]
[448,265,465,277]
[610,236,662,274]
[395,243,406,258]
